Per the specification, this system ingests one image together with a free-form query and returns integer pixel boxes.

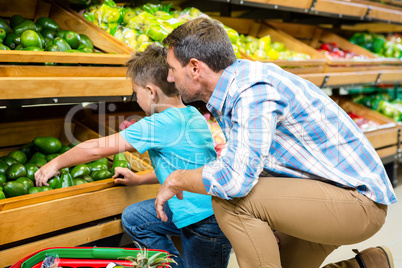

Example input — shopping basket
[11,247,169,268]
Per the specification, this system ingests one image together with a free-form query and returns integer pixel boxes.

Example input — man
[155,17,397,268]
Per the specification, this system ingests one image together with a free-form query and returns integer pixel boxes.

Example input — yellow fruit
[136,34,150,44]
[258,35,271,51]
[127,39,137,49]
[137,42,152,52]
[246,42,258,55]
[253,49,267,60]
[271,41,285,52]
[232,44,241,58]
[123,29,137,42]
[267,49,279,60]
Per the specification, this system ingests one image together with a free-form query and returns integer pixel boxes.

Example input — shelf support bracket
[309,0,318,11]
[375,73,382,86]
[393,82,400,100]
[320,75,330,88]
[364,6,372,21]
[128,91,136,103]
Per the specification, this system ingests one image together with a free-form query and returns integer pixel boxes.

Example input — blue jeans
[121,198,232,268]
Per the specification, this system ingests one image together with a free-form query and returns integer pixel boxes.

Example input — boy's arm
[155,167,207,221]
[113,168,159,186]
[35,133,133,186]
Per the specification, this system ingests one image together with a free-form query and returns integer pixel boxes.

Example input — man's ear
[189,58,201,79]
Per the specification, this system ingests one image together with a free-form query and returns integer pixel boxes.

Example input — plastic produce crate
[11,247,169,268]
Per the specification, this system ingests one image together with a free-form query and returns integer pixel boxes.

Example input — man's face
[166,48,199,103]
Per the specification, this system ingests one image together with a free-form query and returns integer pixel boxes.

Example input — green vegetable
[33,137,62,154]
[0,18,12,34]
[0,28,6,42]
[36,17,59,32]
[10,15,26,28]
[0,43,10,50]
[3,33,21,49]
[24,163,39,181]
[71,164,91,178]
[91,169,112,181]
[3,181,28,197]
[57,170,74,188]
[14,20,36,35]
[5,163,27,181]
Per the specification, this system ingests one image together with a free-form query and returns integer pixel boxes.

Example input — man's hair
[162,17,237,72]
[126,44,179,97]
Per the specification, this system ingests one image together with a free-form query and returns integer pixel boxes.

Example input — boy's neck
[154,95,186,113]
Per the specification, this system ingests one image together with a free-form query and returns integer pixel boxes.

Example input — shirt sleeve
[202,83,286,199]
[119,115,166,154]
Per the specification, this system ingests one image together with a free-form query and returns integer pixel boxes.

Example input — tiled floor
[227,181,402,268]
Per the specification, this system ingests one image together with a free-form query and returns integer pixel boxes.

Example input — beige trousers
[212,177,387,268]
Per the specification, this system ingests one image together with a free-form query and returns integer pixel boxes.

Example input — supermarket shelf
[0,68,399,103]
[0,65,128,77]
[0,50,130,65]
[0,77,132,100]
[229,0,402,24]
[299,68,402,87]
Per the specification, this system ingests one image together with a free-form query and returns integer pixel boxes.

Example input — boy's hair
[126,44,179,97]
[162,17,236,72]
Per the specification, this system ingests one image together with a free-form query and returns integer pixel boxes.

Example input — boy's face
[132,81,153,116]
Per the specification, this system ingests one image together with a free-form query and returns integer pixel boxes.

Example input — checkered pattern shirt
[202,59,397,205]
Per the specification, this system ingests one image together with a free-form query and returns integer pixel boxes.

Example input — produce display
[82,0,202,53]
[347,112,380,131]
[82,0,311,60]
[204,113,226,157]
[0,137,131,200]
[353,92,402,121]
[317,42,368,60]
[349,32,402,59]
[235,34,311,61]
[0,14,95,53]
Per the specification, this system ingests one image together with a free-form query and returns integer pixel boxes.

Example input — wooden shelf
[0,118,155,267]
[231,0,402,24]
[299,68,402,86]
[0,65,128,77]
[0,77,132,99]
[0,50,130,65]
[2,67,398,101]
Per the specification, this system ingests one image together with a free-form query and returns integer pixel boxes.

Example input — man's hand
[155,170,184,222]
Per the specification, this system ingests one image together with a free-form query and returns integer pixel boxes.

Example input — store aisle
[227,182,402,268]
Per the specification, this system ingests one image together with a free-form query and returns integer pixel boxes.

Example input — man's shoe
[353,246,394,268]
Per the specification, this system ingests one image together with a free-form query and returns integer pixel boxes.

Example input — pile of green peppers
[349,32,402,59]
[353,93,402,122]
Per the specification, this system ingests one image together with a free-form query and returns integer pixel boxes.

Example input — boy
[35,45,231,268]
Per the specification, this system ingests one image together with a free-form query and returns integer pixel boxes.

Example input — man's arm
[155,167,206,221]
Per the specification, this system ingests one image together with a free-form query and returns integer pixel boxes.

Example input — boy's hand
[35,162,60,187]
[113,167,142,186]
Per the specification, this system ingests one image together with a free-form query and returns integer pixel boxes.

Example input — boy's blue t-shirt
[120,106,217,228]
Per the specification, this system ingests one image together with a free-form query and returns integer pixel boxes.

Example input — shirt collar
[206,60,241,113]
